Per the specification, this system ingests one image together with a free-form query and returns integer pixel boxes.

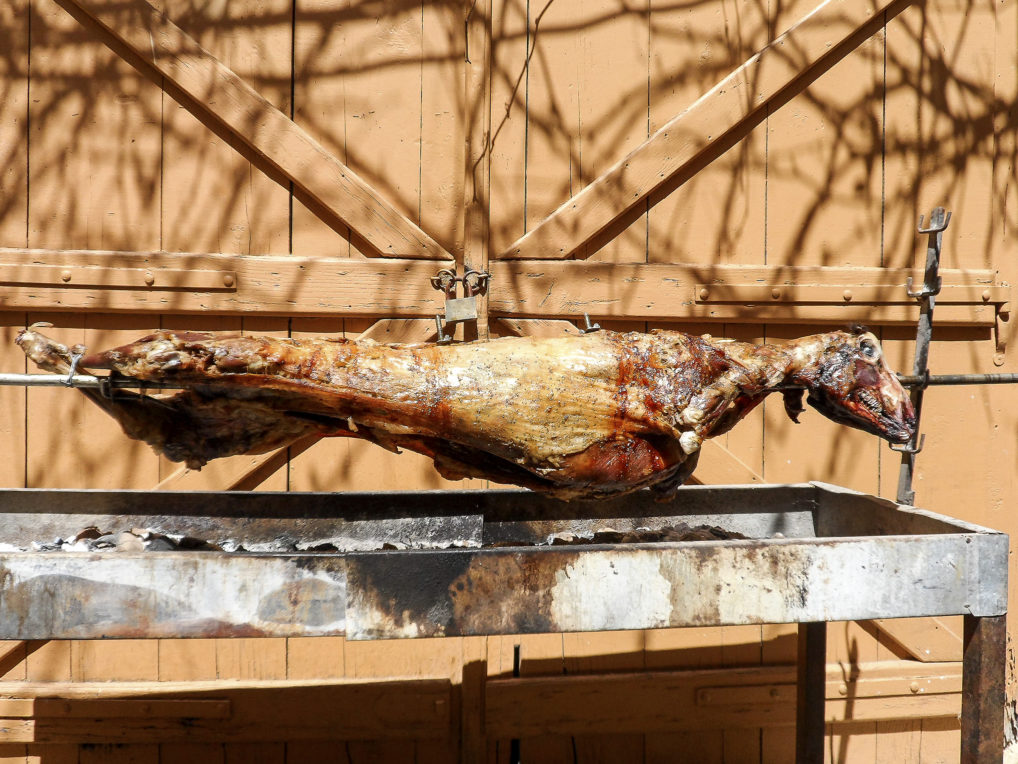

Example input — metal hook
[580,313,601,334]
[434,315,452,344]
[917,210,952,235]
[64,353,83,387]
[890,433,925,455]
[904,275,943,299]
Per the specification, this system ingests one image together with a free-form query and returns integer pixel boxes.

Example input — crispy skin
[16,327,914,499]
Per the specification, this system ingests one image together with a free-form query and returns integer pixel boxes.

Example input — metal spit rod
[0,373,182,390]
[2,371,1018,390]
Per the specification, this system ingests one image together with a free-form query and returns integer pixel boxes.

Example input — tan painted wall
[0,0,1014,760]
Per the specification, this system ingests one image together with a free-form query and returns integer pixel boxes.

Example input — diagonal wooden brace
[52,0,452,261]
[500,0,916,261]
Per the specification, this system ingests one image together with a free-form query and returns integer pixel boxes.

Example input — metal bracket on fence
[895,206,950,506]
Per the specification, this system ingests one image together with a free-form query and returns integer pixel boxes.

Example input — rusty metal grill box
[0,482,1006,640]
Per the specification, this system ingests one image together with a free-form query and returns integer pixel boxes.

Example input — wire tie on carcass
[581,313,601,333]
[64,353,83,387]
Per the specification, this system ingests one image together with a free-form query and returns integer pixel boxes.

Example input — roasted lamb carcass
[17,326,914,500]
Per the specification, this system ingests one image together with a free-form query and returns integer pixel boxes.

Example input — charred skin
[16,326,915,500]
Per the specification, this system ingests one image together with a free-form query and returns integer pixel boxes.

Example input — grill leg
[796,621,827,764]
[962,614,1005,763]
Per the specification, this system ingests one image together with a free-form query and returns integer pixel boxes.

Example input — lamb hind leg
[649,448,700,502]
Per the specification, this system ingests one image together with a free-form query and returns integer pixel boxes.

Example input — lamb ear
[783,389,806,424]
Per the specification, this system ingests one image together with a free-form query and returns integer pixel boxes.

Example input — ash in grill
[16,521,747,554]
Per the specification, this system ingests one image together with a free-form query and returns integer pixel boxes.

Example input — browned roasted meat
[16,326,914,499]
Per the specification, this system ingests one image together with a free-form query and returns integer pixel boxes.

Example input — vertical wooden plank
[993,0,1018,727]
[160,744,225,764]
[917,718,962,763]
[825,722,878,764]
[765,0,885,269]
[0,0,29,496]
[24,641,71,682]
[342,635,462,763]
[647,0,767,267]
[224,745,285,764]
[487,0,528,257]
[645,626,724,762]
[78,745,157,764]
[23,313,85,490]
[28,0,162,251]
[760,625,798,763]
[520,0,581,246]
[284,743,350,764]
[291,0,424,259]
[874,720,922,763]
[217,633,287,764]
[216,638,287,681]
[514,634,572,764]
[24,746,78,764]
[0,314,27,490]
[71,640,158,682]
[159,639,218,681]
[422,2,466,256]
[286,637,345,681]
[577,0,648,265]
[562,631,645,762]
[157,0,292,257]
[0,0,29,249]
[463,0,492,340]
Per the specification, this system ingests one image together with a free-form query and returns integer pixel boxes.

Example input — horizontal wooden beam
[488,261,1008,326]
[0,249,1008,327]
[485,661,961,738]
[52,0,451,261]
[0,679,452,744]
[499,0,914,260]
[0,249,447,317]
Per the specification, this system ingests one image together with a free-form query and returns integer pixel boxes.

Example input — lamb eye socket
[860,341,878,358]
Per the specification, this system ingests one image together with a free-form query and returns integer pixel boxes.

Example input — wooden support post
[796,622,827,764]
[961,614,1005,764]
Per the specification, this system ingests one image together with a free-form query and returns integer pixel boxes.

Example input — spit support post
[891,207,950,505]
